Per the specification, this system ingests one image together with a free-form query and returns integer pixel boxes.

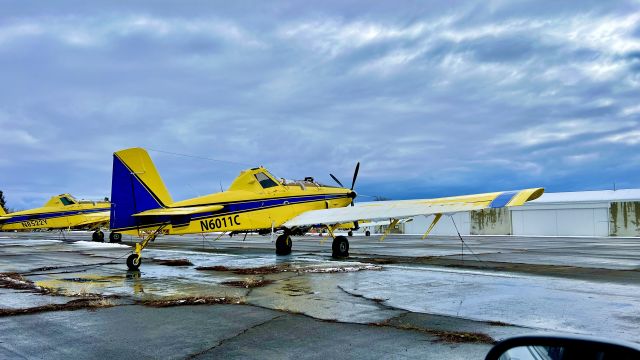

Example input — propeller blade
[350,162,360,190]
[330,174,344,188]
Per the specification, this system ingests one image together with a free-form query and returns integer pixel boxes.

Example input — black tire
[92,230,104,242]
[348,231,353,237]
[109,232,122,243]
[127,254,141,271]
[332,236,349,258]
[365,230,371,237]
[275,234,292,255]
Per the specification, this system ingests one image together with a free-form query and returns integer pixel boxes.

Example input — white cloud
[0,23,43,44]
[603,130,640,145]
[564,153,600,165]
[0,15,264,49]
[495,120,633,147]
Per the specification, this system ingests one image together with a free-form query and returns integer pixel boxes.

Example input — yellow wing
[284,188,543,227]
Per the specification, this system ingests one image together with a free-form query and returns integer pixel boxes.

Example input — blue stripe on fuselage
[489,191,518,208]
[1,207,109,225]
[111,193,348,231]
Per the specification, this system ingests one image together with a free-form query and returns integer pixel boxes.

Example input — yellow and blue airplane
[0,194,120,242]
[110,147,544,270]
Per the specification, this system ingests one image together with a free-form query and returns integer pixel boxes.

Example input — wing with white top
[284,188,544,228]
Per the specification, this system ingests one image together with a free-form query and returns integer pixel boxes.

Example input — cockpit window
[255,172,279,189]
[60,197,75,206]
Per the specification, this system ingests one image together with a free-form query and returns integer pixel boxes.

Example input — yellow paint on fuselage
[112,147,355,236]
[123,169,351,235]
[0,194,110,231]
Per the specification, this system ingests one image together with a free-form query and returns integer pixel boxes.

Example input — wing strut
[421,213,442,240]
[380,219,399,242]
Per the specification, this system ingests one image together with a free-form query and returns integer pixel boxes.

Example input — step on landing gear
[275,233,292,255]
[92,230,104,242]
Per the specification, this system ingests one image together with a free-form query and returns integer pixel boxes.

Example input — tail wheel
[332,236,349,258]
[365,230,371,237]
[275,234,292,255]
[109,232,122,243]
[92,230,104,242]
[127,254,141,271]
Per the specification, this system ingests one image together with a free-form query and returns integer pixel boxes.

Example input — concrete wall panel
[470,208,511,235]
[610,201,640,236]
[512,209,557,236]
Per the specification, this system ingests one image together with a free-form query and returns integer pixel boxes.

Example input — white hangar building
[401,189,640,237]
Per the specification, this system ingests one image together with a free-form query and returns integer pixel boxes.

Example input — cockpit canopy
[228,166,338,192]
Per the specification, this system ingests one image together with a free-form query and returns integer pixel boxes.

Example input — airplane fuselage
[0,195,110,231]
[117,185,353,236]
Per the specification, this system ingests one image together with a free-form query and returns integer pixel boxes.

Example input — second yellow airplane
[0,194,117,241]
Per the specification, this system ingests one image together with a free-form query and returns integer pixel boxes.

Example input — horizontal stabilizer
[132,205,224,217]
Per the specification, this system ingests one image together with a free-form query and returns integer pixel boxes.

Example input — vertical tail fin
[110,148,173,231]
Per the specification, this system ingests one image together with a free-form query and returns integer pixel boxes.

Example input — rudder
[110,148,173,231]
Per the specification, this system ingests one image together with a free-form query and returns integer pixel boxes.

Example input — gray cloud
[0,1,639,209]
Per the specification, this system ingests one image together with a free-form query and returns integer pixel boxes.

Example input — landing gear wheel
[275,234,292,255]
[127,254,141,271]
[365,230,371,237]
[332,236,349,258]
[348,231,353,237]
[109,232,122,243]
[92,230,104,242]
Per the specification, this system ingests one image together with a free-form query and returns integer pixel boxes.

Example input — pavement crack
[336,284,401,312]
[184,314,286,359]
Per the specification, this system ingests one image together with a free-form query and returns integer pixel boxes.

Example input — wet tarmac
[0,231,639,359]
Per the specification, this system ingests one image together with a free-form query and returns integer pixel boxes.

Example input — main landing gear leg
[275,232,292,255]
[127,226,165,271]
[326,226,349,258]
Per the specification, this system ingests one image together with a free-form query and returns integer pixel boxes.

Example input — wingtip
[507,188,545,207]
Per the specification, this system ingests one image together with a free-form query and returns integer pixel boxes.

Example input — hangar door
[512,207,609,237]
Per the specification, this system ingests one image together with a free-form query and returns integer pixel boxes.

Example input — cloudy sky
[1,1,639,210]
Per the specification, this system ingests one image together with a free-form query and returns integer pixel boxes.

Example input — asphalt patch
[137,296,245,308]
[152,258,194,266]
[221,279,274,288]
[0,272,52,295]
[196,263,381,274]
[371,320,495,344]
[0,298,116,317]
